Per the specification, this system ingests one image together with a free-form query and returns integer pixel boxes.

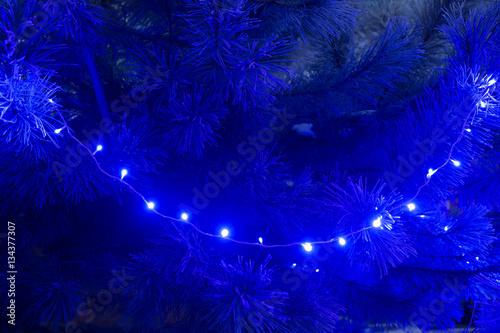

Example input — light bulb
[480,101,487,108]
[121,169,128,179]
[93,145,103,155]
[407,203,416,211]
[444,226,449,231]
[426,168,436,179]
[258,237,263,244]
[181,212,189,221]
[147,202,155,209]
[451,160,460,167]
[488,78,497,86]
[221,228,229,238]
[315,269,319,273]
[292,263,296,268]
[339,238,346,246]
[372,216,382,228]
[49,98,54,103]
[54,127,65,134]
[302,242,313,253]
[466,128,471,132]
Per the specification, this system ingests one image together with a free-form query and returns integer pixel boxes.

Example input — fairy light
[292,263,296,268]
[451,160,461,167]
[315,269,319,273]
[407,203,416,211]
[302,242,313,253]
[372,216,382,228]
[50,108,386,251]
[426,168,436,179]
[444,226,449,231]
[466,128,471,132]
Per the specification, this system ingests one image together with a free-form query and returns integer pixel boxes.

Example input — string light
[52,91,476,255]
[390,104,477,213]
[302,242,313,252]
[292,263,296,268]
[444,226,449,231]
[315,269,319,272]
[49,98,55,103]
[488,78,497,86]
[407,203,416,211]
[451,160,461,167]
[121,169,128,179]
[372,216,382,228]
[50,106,433,251]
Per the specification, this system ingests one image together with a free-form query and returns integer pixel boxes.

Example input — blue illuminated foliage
[1,0,500,331]
[199,256,289,333]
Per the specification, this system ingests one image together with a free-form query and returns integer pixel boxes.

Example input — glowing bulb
[121,169,128,179]
[480,101,487,108]
[147,202,155,209]
[466,261,469,264]
[466,128,471,132]
[49,98,54,103]
[54,127,65,134]
[476,257,479,261]
[339,238,346,246]
[93,145,103,155]
[315,269,319,273]
[444,226,449,231]
[451,160,460,167]
[292,263,296,268]
[302,242,313,253]
[372,216,382,228]
[258,237,263,244]
[180,212,189,221]
[488,78,497,86]
[426,168,436,179]
[221,228,229,238]
[407,203,416,211]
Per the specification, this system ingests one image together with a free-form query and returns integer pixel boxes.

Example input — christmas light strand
[53,93,483,250]
[53,107,375,249]
[391,98,482,212]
